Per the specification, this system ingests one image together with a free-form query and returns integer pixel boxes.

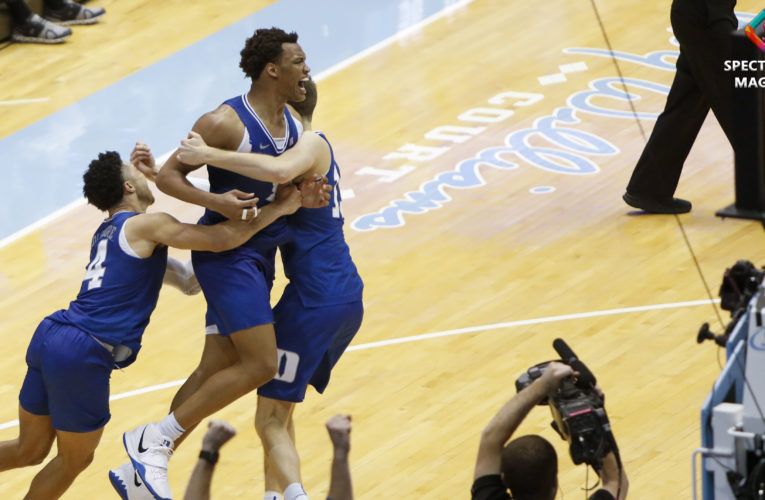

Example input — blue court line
[0,0,461,241]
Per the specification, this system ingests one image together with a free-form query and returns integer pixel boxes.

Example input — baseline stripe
[0,297,719,430]
[312,0,476,82]
[0,198,86,249]
[0,97,50,106]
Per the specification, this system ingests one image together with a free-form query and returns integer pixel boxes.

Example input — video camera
[515,338,616,469]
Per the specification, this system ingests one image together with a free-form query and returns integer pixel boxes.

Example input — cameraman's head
[471,359,628,500]
[472,362,573,500]
[501,435,558,500]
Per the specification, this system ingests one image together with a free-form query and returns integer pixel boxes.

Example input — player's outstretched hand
[201,420,237,452]
[131,141,159,182]
[326,414,352,454]
[298,175,332,209]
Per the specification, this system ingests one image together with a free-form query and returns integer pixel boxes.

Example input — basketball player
[119,28,322,500]
[175,77,363,500]
[0,151,302,500]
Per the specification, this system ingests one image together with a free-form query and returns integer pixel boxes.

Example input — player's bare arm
[124,185,301,256]
[156,105,260,221]
[177,129,331,182]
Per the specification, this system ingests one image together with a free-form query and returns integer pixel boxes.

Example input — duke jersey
[52,212,167,363]
[280,132,364,307]
[198,93,303,256]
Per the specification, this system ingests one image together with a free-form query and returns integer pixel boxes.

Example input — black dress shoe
[622,192,692,214]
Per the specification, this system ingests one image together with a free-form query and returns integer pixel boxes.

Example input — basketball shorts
[192,248,274,335]
[19,318,113,432]
[258,283,364,402]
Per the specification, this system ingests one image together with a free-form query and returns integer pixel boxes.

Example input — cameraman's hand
[596,450,628,499]
[539,361,576,394]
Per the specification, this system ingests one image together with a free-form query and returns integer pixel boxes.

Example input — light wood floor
[2,0,765,498]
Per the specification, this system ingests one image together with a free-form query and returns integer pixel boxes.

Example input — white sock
[284,482,310,500]
[264,492,282,500]
[157,412,185,442]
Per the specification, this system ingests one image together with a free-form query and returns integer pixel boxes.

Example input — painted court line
[0,297,719,431]
[0,198,86,249]
[312,0,476,81]
[0,97,50,106]
[347,298,720,350]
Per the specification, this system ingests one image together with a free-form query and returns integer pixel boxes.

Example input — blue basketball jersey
[199,93,302,254]
[52,212,167,363]
[280,132,364,307]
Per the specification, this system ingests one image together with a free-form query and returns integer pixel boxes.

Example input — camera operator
[471,362,628,500]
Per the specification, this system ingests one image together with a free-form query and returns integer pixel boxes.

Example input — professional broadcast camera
[515,339,618,469]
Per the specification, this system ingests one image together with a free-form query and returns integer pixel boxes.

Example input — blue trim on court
[0,0,459,240]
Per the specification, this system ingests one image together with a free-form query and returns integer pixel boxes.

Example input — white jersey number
[84,239,108,290]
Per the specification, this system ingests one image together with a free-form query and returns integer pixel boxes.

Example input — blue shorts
[19,318,113,432]
[192,247,275,335]
[258,284,363,402]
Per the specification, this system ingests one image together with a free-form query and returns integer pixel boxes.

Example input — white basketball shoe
[109,462,155,500]
[123,423,174,500]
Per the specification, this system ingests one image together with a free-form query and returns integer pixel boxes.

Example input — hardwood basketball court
[2,0,764,498]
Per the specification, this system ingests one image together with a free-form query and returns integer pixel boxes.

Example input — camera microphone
[553,338,597,388]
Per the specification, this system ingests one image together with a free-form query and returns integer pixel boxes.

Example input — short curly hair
[240,27,298,81]
[82,151,125,211]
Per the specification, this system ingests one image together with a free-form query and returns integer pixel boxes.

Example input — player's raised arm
[177,129,330,183]
[156,107,260,222]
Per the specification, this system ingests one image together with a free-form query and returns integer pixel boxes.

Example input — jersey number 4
[84,239,108,290]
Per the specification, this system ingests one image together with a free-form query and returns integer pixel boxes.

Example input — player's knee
[17,441,52,466]
[254,412,288,443]
[62,451,95,474]
[261,355,279,380]
[241,358,278,390]
[17,449,46,466]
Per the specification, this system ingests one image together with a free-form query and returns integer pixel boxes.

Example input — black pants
[2,0,33,24]
[626,2,737,200]
[2,0,65,24]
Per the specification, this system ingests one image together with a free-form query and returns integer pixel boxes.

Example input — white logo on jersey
[274,349,300,383]
[259,143,269,150]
